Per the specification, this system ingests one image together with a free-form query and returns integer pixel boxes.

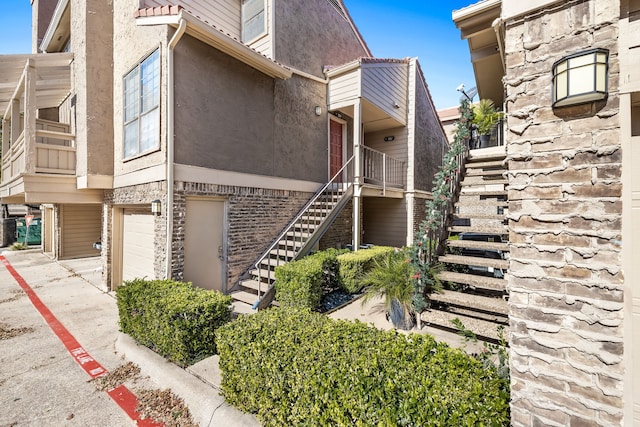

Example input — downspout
[166,18,187,278]
[492,17,505,71]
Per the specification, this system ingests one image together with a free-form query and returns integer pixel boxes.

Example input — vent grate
[327,0,347,20]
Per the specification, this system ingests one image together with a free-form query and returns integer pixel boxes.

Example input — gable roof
[135,7,292,80]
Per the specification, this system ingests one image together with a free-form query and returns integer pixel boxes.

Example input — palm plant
[472,99,503,135]
[360,251,415,330]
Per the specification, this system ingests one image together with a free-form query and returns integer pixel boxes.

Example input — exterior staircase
[231,157,354,313]
[426,148,509,342]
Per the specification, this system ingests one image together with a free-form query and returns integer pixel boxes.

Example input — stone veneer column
[504,0,625,425]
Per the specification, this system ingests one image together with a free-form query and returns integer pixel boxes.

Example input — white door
[184,198,225,291]
[122,209,155,282]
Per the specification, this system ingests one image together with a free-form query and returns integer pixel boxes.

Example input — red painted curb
[1,255,162,427]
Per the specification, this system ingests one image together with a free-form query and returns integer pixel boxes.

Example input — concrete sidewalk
[0,249,258,427]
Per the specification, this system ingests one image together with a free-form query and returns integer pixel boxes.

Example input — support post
[352,99,362,250]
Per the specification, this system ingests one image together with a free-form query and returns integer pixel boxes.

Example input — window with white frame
[242,0,266,42]
[123,50,160,159]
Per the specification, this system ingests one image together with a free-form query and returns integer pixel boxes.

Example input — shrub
[216,308,510,426]
[337,246,396,293]
[361,250,415,329]
[116,279,233,366]
[274,248,344,310]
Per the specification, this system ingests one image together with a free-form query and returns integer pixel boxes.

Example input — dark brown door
[329,119,343,181]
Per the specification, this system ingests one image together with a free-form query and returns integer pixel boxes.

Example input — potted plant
[472,99,503,148]
[360,251,416,330]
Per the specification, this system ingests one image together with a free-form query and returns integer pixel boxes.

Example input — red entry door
[329,120,343,181]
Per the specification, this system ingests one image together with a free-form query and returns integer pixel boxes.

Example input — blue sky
[0,0,474,109]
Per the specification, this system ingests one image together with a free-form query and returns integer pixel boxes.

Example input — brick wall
[504,0,624,425]
[173,181,313,288]
[319,199,353,250]
[102,181,167,290]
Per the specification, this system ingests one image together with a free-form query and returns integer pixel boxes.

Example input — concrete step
[439,254,509,270]
[453,213,506,220]
[461,178,508,187]
[231,300,256,316]
[465,159,504,169]
[269,248,296,259]
[467,149,507,162]
[459,188,507,197]
[456,198,508,207]
[420,307,505,342]
[285,230,312,239]
[431,289,508,316]
[446,239,510,252]
[258,257,288,270]
[250,269,276,282]
[449,225,508,234]
[238,279,266,293]
[299,215,324,223]
[438,271,507,293]
[231,290,259,306]
[465,169,506,177]
[277,239,303,250]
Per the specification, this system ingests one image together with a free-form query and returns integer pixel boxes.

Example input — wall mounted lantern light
[151,199,162,216]
[552,48,609,108]
[314,106,322,116]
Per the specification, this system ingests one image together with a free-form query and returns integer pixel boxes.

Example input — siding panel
[362,63,408,125]
[142,0,241,38]
[328,69,361,107]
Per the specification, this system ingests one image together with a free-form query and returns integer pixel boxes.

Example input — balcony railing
[1,119,75,185]
[361,145,405,192]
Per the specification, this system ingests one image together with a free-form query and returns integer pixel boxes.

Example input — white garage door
[122,210,155,282]
[60,204,102,259]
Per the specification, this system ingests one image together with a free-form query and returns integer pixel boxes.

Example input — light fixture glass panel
[555,70,568,99]
[568,65,594,95]
[596,64,607,92]
[568,53,594,68]
[556,61,568,73]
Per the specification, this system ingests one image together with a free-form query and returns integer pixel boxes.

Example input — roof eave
[135,11,292,80]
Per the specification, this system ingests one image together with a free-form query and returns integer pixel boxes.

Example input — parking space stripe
[0,255,162,426]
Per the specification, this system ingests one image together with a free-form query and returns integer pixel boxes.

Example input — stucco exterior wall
[71,0,114,180]
[173,36,327,183]
[274,0,368,77]
[503,0,624,425]
[273,75,328,183]
[112,0,169,180]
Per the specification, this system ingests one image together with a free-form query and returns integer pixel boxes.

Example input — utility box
[16,217,42,245]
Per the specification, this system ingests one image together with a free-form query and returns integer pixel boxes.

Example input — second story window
[123,50,160,159]
[242,0,266,43]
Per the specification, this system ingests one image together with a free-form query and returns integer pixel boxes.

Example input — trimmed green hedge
[337,246,396,293]
[116,279,232,366]
[216,308,510,426]
[274,249,344,310]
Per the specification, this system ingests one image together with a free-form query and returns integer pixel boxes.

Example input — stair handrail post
[382,152,386,196]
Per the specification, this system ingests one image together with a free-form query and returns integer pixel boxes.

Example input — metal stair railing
[426,144,469,265]
[244,155,355,301]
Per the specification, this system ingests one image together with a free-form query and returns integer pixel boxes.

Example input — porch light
[151,199,162,216]
[314,106,322,116]
[552,48,609,108]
